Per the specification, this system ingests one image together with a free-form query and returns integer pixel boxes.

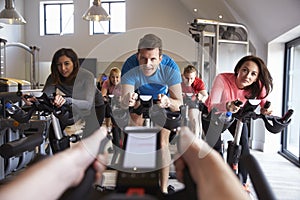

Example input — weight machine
[189,18,249,90]
[0,38,40,89]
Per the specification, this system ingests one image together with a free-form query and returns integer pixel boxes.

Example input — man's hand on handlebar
[124,92,139,108]
[157,94,171,109]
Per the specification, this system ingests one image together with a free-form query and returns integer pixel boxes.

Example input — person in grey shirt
[24,48,105,146]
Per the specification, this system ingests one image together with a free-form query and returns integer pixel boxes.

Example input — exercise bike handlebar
[128,94,181,130]
[182,92,207,112]
[5,92,74,126]
[232,100,293,134]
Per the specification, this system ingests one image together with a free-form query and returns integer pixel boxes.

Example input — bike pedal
[167,185,176,194]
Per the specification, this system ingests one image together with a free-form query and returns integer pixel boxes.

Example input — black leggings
[202,119,250,183]
[228,121,250,184]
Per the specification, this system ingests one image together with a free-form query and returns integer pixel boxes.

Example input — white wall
[263,43,285,153]
[263,25,300,153]
[21,0,198,84]
[250,43,286,153]
[24,0,194,61]
[223,0,267,60]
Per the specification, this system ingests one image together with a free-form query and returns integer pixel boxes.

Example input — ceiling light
[0,0,26,25]
[82,0,111,22]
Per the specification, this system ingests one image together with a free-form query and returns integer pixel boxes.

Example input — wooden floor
[249,150,300,200]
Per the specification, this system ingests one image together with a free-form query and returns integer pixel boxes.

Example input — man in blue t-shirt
[121,34,183,194]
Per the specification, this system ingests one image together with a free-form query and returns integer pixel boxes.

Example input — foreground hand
[174,126,212,189]
[93,154,108,185]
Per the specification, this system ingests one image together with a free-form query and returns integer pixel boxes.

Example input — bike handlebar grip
[240,154,276,200]
[233,100,243,106]
[264,101,271,109]
[280,109,294,123]
[59,166,95,200]
[58,134,112,200]
[0,134,43,159]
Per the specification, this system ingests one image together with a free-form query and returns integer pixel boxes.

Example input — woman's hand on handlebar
[260,106,273,115]
[53,94,66,108]
[61,126,109,188]
[226,99,242,113]
[0,127,108,200]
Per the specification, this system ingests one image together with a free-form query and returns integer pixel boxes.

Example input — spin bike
[229,99,293,200]
[182,92,207,139]
[227,99,293,174]
[203,99,293,200]
[0,91,49,180]
[105,94,125,148]
[3,91,81,154]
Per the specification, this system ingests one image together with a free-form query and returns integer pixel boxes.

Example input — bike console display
[116,126,161,196]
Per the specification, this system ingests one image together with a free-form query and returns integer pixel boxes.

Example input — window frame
[42,1,74,36]
[279,36,300,167]
[91,0,126,35]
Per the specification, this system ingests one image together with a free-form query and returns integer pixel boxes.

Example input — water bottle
[5,101,21,115]
[219,111,232,123]
[5,101,33,123]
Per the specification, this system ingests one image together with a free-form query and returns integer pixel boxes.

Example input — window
[91,0,126,35]
[40,1,74,36]
[280,37,300,167]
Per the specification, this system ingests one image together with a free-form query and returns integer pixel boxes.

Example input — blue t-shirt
[121,54,179,76]
[121,61,182,100]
